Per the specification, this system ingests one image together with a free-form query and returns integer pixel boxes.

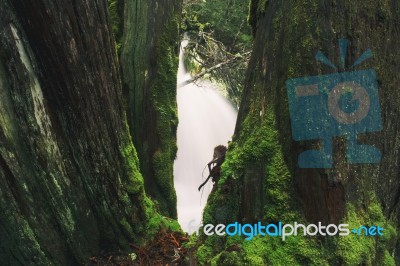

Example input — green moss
[107,0,123,52]
[119,218,135,238]
[120,137,144,196]
[198,104,319,264]
[194,1,398,260]
[197,244,214,265]
[242,236,330,265]
[119,134,167,231]
[383,250,396,266]
[119,1,179,218]
[211,251,245,266]
[190,1,399,264]
[0,203,48,264]
[198,100,302,263]
[141,196,182,239]
[204,105,297,223]
[148,14,180,218]
[196,233,331,265]
[117,126,152,240]
[337,195,397,265]
[201,191,397,266]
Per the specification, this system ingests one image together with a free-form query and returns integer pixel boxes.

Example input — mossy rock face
[199,0,400,264]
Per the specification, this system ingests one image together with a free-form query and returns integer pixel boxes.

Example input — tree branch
[178,51,251,88]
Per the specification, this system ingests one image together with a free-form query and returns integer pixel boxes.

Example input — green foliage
[183,0,252,47]
[182,0,253,107]
[183,51,202,75]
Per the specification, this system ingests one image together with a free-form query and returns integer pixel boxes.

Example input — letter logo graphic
[286,39,382,168]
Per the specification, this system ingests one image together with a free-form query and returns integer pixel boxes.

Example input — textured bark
[119,0,182,218]
[203,0,400,264]
[240,0,400,226]
[0,1,151,264]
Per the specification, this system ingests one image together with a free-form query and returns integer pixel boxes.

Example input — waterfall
[174,36,238,232]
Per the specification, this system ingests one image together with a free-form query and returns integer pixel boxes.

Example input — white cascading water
[174,37,238,232]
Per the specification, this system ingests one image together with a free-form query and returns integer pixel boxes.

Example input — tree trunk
[118,0,182,219]
[0,1,159,264]
[203,0,400,264]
